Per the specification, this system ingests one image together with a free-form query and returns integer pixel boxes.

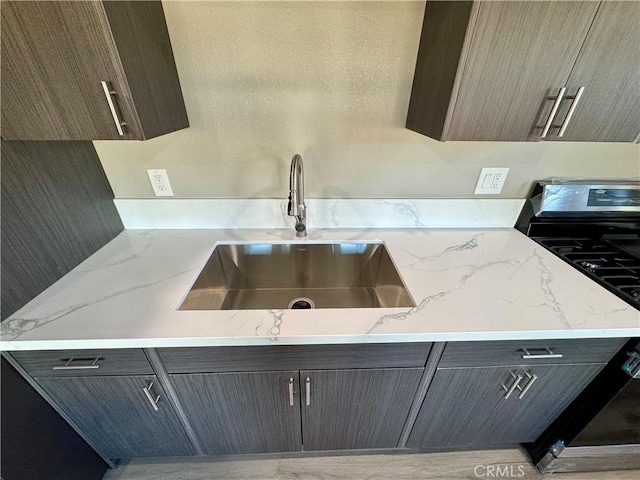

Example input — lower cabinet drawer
[438,338,627,368]
[11,349,153,377]
[159,343,432,373]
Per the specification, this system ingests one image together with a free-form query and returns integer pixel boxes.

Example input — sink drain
[288,297,315,309]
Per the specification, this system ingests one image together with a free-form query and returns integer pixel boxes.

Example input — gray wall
[94,1,640,199]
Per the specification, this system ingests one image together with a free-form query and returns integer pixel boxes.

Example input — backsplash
[114,198,525,229]
[94,1,640,200]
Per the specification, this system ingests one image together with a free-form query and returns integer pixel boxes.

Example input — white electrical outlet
[474,168,509,195]
[147,169,174,197]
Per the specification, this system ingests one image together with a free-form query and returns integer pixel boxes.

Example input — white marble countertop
[1,228,638,351]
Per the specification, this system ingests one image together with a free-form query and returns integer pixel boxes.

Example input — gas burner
[532,237,640,309]
[621,287,640,302]
[542,239,621,257]
[591,267,640,280]
[580,261,603,270]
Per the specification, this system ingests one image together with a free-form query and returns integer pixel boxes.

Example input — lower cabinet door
[170,371,302,454]
[407,364,604,448]
[485,363,604,444]
[406,367,508,448]
[36,375,195,460]
[301,368,423,450]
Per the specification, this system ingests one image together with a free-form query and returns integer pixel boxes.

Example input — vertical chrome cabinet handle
[305,377,311,406]
[100,80,127,136]
[541,87,567,139]
[143,381,160,412]
[521,348,563,359]
[288,378,295,407]
[558,86,585,137]
[53,357,101,370]
[502,372,523,399]
[518,372,539,399]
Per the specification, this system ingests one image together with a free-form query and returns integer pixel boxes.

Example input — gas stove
[517,181,640,310]
[534,237,640,307]
[519,181,640,474]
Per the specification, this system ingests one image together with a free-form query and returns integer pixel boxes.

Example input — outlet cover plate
[474,168,509,195]
[147,169,174,197]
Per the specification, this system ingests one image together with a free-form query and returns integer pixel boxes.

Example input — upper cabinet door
[407,1,598,142]
[1,1,188,141]
[447,1,599,142]
[551,2,640,142]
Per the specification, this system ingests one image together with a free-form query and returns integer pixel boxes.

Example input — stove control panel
[532,182,640,217]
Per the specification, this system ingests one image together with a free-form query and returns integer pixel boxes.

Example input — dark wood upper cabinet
[406,1,639,142]
[1,1,189,141]
[551,1,640,142]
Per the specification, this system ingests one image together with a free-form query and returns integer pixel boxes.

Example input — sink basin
[179,242,415,310]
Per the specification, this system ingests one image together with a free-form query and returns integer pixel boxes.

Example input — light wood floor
[102,449,639,480]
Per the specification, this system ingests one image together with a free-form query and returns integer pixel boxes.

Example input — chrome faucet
[287,154,307,237]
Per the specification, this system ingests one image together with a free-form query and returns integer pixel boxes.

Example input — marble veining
[530,249,570,328]
[368,291,448,334]
[1,228,638,351]
[373,200,425,227]
[2,266,197,341]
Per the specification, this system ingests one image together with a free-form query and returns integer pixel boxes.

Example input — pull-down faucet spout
[287,154,306,237]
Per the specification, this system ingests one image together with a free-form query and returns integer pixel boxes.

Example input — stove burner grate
[534,237,640,307]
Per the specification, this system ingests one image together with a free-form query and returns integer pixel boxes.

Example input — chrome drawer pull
[518,372,538,399]
[101,80,127,136]
[558,86,585,137]
[53,357,101,370]
[521,348,563,359]
[143,382,160,412]
[502,372,523,399]
[541,87,566,139]
[288,378,295,407]
[305,377,311,406]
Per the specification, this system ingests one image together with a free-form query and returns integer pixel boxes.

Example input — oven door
[571,376,640,446]
[530,340,640,473]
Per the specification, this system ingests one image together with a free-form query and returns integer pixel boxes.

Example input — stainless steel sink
[179,243,414,310]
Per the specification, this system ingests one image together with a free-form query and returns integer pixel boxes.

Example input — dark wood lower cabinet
[407,363,605,449]
[36,375,195,460]
[490,364,604,444]
[170,368,423,454]
[301,368,423,450]
[170,371,302,455]
[13,341,621,460]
